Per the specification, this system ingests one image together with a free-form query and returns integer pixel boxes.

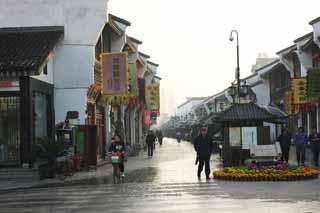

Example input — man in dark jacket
[277,127,292,163]
[309,127,320,167]
[193,127,213,180]
[146,130,156,158]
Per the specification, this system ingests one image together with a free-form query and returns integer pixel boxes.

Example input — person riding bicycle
[108,134,126,177]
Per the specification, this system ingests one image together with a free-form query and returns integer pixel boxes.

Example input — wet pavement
[0,138,320,213]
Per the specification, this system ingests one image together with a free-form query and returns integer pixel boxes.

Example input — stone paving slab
[0,138,318,193]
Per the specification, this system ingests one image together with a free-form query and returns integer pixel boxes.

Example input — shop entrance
[0,95,20,165]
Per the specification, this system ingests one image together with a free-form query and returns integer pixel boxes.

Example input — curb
[0,174,114,195]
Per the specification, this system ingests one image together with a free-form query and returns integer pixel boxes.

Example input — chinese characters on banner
[284,91,293,115]
[307,69,320,102]
[145,84,160,111]
[292,78,308,104]
[143,110,151,127]
[101,52,128,96]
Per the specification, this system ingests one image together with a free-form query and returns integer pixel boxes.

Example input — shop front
[0,26,63,166]
[0,77,54,166]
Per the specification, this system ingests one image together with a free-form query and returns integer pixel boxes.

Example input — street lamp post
[229,30,243,165]
[229,30,240,103]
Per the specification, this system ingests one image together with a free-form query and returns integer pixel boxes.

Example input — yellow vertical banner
[145,84,160,111]
[292,78,308,104]
[284,91,292,115]
[128,63,138,97]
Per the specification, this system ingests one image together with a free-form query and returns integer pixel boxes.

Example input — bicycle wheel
[113,165,120,184]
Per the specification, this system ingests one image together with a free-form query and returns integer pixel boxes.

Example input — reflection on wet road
[0,138,319,212]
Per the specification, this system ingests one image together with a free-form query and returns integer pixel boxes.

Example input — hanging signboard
[229,127,241,147]
[128,63,138,97]
[241,127,257,150]
[101,52,128,96]
[143,110,151,127]
[292,78,308,104]
[138,78,146,104]
[284,91,292,115]
[307,69,320,102]
[145,84,160,111]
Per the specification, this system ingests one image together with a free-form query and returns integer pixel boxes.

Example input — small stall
[215,102,287,166]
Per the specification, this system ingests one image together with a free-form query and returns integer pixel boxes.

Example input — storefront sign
[241,127,257,150]
[250,142,282,157]
[307,69,320,102]
[0,81,12,87]
[128,63,138,97]
[101,52,128,96]
[145,84,160,111]
[292,78,308,104]
[229,127,241,147]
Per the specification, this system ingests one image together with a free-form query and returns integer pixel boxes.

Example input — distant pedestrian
[146,130,156,158]
[193,127,213,180]
[277,127,292,163]
[157,130,163,146]
[295,127,308,166]
[309,127,320,167]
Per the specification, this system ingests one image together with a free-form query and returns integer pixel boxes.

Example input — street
[0,138,319,213]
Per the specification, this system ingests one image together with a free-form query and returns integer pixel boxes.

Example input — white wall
[31,57,54,84]
[55,88,87,124]
[311,22,320,47]
[176,100,204,121]
[252,82,270,106]
[0,0,108,45]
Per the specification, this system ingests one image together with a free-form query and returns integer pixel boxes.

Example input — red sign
[0,81,12,87]
[101,52,128,95]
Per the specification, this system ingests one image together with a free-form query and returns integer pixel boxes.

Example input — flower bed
[213,166,319,181]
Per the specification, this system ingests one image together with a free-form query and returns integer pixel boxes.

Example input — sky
[109,0,320,117]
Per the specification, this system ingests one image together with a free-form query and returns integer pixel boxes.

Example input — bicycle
[111,152,124,184]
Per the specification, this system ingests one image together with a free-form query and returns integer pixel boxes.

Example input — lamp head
[229,33,234,42]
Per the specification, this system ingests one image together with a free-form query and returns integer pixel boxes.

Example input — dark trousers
[281,148,290,162]
[198,156,210,178]
[147,144,154,157]
[119,162,124,172]
[312,143,320,166]
[296,144,306,165]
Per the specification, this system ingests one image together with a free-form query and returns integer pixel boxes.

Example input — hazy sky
[109,0,320,116]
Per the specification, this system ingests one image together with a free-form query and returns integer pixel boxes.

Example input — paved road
[0,138,320,213]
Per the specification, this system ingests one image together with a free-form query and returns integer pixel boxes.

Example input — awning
[215,102,287,123]
[0,26,64,78]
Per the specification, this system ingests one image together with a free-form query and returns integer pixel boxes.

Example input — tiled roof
[216,103,275,122]
[0,26,63,77]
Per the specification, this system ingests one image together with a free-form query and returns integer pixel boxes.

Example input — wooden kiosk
[215,102,287,166]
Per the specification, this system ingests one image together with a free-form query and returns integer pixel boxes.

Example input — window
[43,65,48,75]
[33,92,48,138]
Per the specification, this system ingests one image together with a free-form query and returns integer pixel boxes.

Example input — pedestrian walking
[193,127,213,180]
[146,130,156,158]
[156,130,163,146]
[277,127,292,163]
[295,127,308,166]
[309,127,320,167]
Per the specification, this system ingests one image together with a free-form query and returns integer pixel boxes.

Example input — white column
[298,112,302,128]
[130,108,136,146]
[307,112,311,136]
[139,111,143,145]
[104,104,111,148]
